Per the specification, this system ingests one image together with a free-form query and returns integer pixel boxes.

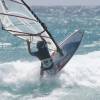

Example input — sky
[25,0,100,6]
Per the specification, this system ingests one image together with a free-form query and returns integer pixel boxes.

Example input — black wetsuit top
[34,46,51,60]
[28,41,51,60]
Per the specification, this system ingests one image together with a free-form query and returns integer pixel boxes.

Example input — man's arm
[27,41,38,56]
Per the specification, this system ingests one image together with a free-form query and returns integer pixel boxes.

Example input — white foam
[0,42,12,48]
[60,51,100,87]
[0,51,100,90]
[83,41,100,48]
[0,60,41,86]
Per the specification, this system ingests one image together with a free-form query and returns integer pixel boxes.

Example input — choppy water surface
[0,6,100,100]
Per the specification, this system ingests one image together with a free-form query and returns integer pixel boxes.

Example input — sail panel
[0,0,57,51]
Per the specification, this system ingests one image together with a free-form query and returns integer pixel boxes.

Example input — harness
[41,58,54,70]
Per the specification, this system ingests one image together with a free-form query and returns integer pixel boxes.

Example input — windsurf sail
[0,0,62,54]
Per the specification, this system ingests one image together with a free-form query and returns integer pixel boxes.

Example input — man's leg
[40,63,44,78]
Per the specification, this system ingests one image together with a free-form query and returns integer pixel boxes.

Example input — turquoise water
[0,6,100,100]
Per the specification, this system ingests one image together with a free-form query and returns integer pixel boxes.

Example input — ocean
[0,6,100,100]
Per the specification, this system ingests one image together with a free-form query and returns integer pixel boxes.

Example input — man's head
[37,41,46,49]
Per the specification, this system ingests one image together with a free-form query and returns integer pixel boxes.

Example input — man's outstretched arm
[26,40,38,56]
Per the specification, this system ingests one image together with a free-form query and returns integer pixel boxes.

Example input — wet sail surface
[0,0,58,52]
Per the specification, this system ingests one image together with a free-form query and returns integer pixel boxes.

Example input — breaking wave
[0,51,100,100]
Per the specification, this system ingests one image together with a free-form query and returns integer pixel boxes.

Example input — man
[27,40,54,77]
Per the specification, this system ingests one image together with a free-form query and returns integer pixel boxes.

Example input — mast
[21,0,63,55]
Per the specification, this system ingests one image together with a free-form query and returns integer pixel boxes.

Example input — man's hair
[37,41,46,49]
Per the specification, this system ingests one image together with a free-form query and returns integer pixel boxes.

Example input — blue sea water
[0,6,100,100]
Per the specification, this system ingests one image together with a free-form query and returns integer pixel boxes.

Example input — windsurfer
[27,40,54,77]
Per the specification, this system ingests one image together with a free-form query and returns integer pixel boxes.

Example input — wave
[0,60,41,84]
[60,51,100,87]
[0,51,100,99]
[0,51,100,86]
[83,41,100,48]
[0,42,12,48]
